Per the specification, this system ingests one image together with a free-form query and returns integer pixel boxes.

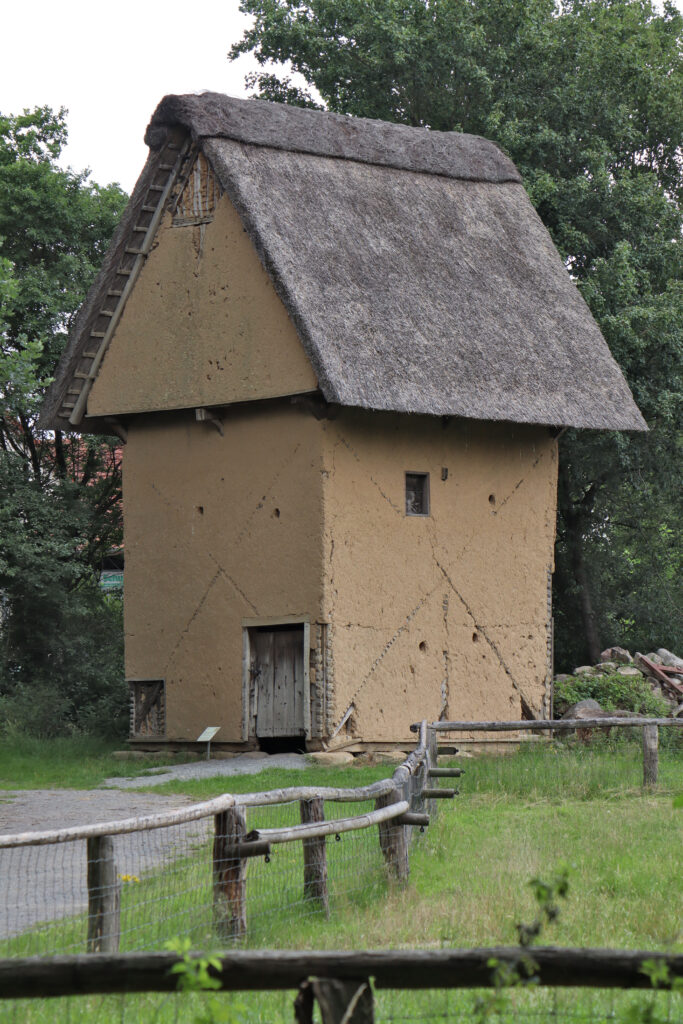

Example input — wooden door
[251,626,305,737]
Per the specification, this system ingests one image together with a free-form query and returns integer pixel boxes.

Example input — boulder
[600,647,633,665]
[308,751,355,766]
[657,649,683,672]
[634,653,658,676]
[573,665,597,676]
[644,652,664,665]
[112,750,148,760]
[560,699,603,719]
[616,666,643,677]
[595,662,617,673]
[373,750,408,765]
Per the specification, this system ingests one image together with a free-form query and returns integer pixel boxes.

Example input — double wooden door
[250,625,305,738]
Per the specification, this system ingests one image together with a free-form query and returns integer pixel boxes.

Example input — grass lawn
[0,735,191,789]
[2,738,681,1022]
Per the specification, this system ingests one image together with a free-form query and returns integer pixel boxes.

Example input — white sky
[2,0,682,194]
[2,0,259,191]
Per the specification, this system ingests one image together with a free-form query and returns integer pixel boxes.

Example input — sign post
[197,726,220,760]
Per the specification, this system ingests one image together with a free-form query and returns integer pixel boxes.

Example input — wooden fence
[0,946,681,1022]
[0,721,450,952]
[414,717,683,786]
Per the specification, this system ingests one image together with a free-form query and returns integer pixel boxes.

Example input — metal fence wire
[0,723,439,958]
[1,722,680,1022]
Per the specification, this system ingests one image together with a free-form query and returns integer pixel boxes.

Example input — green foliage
[0,106,128,738]
[231,0,683,665]
[553,673,671,718]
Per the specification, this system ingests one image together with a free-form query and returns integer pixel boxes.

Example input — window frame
[405,471,430,517]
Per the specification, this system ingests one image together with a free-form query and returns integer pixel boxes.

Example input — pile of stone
[555,646,683,717]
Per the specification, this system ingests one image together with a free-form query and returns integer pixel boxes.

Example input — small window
[405,472,430,516]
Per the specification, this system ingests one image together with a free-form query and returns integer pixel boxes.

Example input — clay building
[42,93,645,751]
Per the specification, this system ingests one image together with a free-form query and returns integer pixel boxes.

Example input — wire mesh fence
[0,724,437,959]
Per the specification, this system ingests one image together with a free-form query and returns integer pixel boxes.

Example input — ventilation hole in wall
[488,494,496,506]
[196,506,204,515]
[419,641,427,653]
[472,632,479,643]
[272,508,281,518]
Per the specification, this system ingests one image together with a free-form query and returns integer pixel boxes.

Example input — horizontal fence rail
[0,721,442,956]
[417,718,683,732]
[0,794,237,849]
[414,717,681,787]
[1,947,681,999]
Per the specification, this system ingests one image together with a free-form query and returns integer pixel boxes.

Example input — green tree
[231,0,683,666]
[0,107,128,737]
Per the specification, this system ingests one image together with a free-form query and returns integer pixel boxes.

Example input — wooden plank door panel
[253,627,305,737]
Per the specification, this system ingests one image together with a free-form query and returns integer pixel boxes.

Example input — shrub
[553,673,670,719]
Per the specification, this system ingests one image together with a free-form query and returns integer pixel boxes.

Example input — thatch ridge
[146,92,521,185]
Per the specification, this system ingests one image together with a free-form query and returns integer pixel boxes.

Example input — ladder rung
[132,226,147,233]
[107,290,123,298]
[124,247,145,255]
[158,163,173,171]
[83,351,97,359]
[99,310,115,318]
[90,331,106,339]
[67,387,82,396]
[148,185,164,192]
[166,142,180,151]
[60,402,76,410]
[116,268,133,276]
[141,204,156,213]
[74,371,90,380]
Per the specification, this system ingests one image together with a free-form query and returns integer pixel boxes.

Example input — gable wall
[320,412,558,743]
[123,403,325,741]
[87,189,317,419]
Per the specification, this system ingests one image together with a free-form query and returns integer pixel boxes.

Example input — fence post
[295,978,374,1024]
[642,725,659,787]
[300,798,329,916]
[213,807,247,941]
[86,835,120,953]
[375,788,409,883]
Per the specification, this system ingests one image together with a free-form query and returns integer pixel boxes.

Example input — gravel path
[102,751,309,789]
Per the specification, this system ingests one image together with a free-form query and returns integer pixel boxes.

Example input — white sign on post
[197,726,220,760]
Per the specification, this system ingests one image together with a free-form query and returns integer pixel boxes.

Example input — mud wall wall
[320,412,558,744]
[123,404,324,741]
[87,193,317,418]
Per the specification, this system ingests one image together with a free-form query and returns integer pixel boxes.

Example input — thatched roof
[41,92,646,433]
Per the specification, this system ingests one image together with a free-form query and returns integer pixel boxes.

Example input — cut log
[300,798,329,915]
[86,836,120,954]
[213,807,247,941]
[375,789,409,883]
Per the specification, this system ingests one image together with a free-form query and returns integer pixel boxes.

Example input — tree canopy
[0,107,128,737]
[231,0,683,666]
